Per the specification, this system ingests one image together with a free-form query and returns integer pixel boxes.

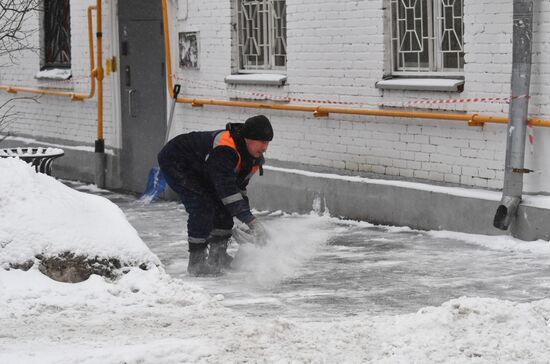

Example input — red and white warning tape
[397,95,530,107]
[172,75,380,106]
[171,74,529,108]
[171,74,536,149]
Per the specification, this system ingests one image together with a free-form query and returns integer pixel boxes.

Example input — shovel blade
[139,167,166,203]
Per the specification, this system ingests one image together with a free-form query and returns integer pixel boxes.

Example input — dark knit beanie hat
[241,115,274,141]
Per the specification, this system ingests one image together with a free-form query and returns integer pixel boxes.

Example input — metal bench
[0,147,64,176]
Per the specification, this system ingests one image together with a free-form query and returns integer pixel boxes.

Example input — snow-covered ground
[2,159,550,363]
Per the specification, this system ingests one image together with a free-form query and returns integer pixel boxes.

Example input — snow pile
[0,158,159,268]
[362,296,550,363]
[2,264,550,363]
[0,266,220,363]
[0,266,212,317]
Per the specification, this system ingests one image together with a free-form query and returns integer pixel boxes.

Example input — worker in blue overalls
[158,115,273,275]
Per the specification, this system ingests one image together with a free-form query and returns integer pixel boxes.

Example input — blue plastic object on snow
[138,84,181,203]
[139,167,166,203]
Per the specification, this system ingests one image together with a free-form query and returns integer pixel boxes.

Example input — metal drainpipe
[493,0,534,231]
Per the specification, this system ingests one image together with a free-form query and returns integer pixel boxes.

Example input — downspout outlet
[493,196,521,230]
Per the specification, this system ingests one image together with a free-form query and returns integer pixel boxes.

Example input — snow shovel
[138,84,181,203]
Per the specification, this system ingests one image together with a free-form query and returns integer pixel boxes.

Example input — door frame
[116,0,167,192]
[109,0,122,152]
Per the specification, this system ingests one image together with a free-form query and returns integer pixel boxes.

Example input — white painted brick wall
[3,0,550,193]
[0,0,116,148]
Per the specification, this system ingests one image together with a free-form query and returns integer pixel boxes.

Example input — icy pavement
[70,182,550,320]
[3,180,550,363]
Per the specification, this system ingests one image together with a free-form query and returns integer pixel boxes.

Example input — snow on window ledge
[35,68,72,80]
[225,73,287,86]
[376,78,464,92]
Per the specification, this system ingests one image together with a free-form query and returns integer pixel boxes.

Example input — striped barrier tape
[396,95,530,106]
[171,73,536,149]
[172,75,379,107]
[171,74,528,107]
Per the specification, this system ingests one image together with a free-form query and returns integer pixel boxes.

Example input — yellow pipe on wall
[160,0,550,128]
[0,5,98,101]
[162,0,174,98]
[181,96,522,125]
[87,5,97,99]
[95,0,104,141]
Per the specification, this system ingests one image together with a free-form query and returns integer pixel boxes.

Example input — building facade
[1,0,549,195]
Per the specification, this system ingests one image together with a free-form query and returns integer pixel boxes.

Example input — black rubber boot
[187,249,221,276]
[207,236,233,269]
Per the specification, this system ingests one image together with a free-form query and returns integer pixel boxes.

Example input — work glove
[232,219,269,246]
[247,219,269,246]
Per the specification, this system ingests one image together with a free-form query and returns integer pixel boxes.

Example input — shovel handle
[173,84,181,99]
[166,84,181,142]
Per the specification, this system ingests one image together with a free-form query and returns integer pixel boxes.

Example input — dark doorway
[118,0,166,193]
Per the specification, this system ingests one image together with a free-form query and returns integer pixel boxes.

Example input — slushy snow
[1,158,550,363]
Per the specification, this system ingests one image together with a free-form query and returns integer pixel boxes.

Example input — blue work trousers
[162,169,233,252]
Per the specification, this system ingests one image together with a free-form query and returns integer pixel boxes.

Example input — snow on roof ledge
[376,78,464,92]
[225,73,287,86]
[35,68,72,80]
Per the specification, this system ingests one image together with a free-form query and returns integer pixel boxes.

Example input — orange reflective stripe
[213,131,241,171]
[212,131,261,178]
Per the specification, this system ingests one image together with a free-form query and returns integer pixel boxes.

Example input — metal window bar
[390,0,463,74]
[44,0,71,68]
[237,0,286,71]
[436,0,464,72]
[271,0,287,68]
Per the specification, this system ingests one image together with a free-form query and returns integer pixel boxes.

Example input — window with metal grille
[43,0,71,68]
[237,0,286,72]
[390,0,464,75]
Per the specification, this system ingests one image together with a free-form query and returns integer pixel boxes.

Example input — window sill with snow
[375,78,464,92]
[35,68,72,81]
[224,73,287,86]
